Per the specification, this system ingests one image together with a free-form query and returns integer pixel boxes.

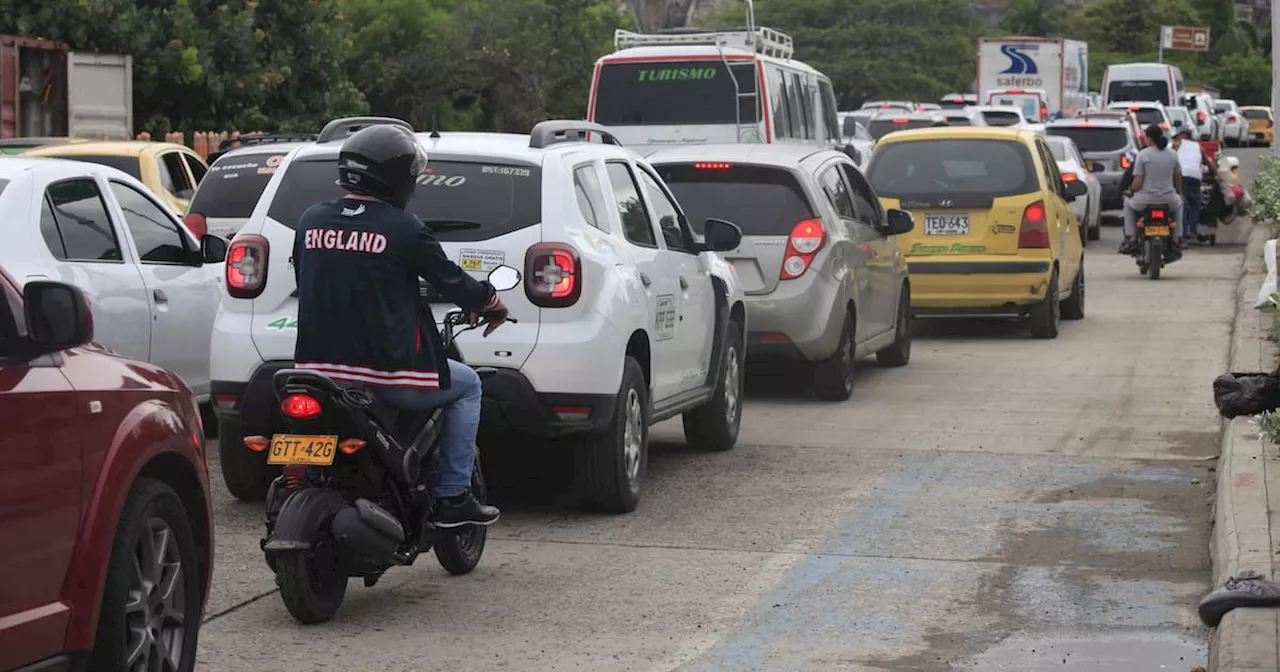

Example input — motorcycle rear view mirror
[488,265,522,291]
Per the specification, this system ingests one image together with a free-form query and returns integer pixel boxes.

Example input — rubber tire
[575,357,648,513]
[813,311,856,401]
[1087,219,1101,241]
[1029,269,1061,339]
[876,286,912,368]
[1060,262,1085,321]
[90,478,204,672]
[1147,238,1163,280]
[199,402,219,439]
[682,324,744,452]
[434,458,489,575]
[275,492,349,625]
[217,416,278,502]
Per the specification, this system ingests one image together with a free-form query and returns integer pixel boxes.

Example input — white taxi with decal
[208,117,747,514]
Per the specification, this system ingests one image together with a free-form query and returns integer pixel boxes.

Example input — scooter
[1133,204,1180,280]
[250,264,522,624]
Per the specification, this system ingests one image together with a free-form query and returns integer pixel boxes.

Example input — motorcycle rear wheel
[1146,238,1163,280]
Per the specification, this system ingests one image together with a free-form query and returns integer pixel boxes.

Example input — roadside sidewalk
[1210,217,1280,671]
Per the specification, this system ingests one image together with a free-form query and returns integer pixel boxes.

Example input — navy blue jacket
[292,195,497,390]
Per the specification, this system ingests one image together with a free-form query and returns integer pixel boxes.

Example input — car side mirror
[201,234,229,264]
[842,144,862,165]
[702,218,743,252]
[21,281,93,354]
[487,265,522,291]
[881,208,915,236]
[1064,180,1088,199]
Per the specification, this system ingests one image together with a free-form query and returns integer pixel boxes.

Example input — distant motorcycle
[1131,203,1180,279]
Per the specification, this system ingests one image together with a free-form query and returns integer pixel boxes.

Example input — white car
[1044,135,1101,243]
[0,156,225,399]
[941,107,988,127]
[1108,101,1172,134]
[1182,93,1220,141]
[185,135,317,239]
[209,117,748,513]
[972,105,1028,128]
[1215,99,1250,146]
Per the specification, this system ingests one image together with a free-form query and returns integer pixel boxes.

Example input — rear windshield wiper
[420,218,483,231]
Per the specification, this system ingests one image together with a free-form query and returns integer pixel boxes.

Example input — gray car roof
[644,143,840,167]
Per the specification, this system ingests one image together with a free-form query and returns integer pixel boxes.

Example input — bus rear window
[593,60,759,126]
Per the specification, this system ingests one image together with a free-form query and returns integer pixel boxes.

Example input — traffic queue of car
[0,19,1261,671]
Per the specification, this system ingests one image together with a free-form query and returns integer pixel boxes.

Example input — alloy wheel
[125,518,187,672]
[622,388,643,483]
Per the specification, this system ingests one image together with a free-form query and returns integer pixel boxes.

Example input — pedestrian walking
[1174,125,1213,245]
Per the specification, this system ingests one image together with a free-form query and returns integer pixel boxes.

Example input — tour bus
[587,16,841,148]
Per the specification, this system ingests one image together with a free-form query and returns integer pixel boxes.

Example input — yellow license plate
[460,257,483,271]
[1145,226,1170,236]
[267,434,338,466]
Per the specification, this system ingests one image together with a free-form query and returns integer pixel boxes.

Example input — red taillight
[780,219,826,280]
[183,212,207,238]
[1007,88,1024,94]
[525,242,581,307]
[1120,155,1132,170]
[1198,111,1206,122]
[1150,209,1166,219]
[280,393,322,420]
[1061,172,1078,183]
[225,234,269,299]
[1076,122,1098,127]
[1128,105,1141,111]
[1228,114,1238,122]
[694,162,732,170]
[952,97,965,103]
[892,118,910,124]
[1040,105,1048,119]
[1017,201,1049,249]
[880,103,891,108]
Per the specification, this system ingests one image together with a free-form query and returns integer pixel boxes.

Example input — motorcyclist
[1120,124,1183,255]
[291,123,505,528]
[1173,125,1214,245]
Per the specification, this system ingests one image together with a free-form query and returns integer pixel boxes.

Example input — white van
[1101,63,1185,107]
[587,12,840,148]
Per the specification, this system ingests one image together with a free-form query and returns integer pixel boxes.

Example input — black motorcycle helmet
[336,124,428,210]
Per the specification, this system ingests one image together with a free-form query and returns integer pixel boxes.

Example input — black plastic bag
[1214,372,1280,418]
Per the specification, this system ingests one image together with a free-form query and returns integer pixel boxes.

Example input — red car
[0,269,212,672]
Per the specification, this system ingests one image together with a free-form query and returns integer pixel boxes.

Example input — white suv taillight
[780,219,826,280]
[525,242,581,307]
[226,234,269,299]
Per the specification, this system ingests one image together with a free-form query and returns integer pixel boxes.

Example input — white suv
[210,117,748,513]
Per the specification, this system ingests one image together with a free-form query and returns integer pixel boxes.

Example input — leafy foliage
[1252,155,1280,225]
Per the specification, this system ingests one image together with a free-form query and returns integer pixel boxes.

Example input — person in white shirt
[1174,125,1214,245]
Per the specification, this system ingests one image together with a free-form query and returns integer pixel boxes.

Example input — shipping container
[0,35,132,140]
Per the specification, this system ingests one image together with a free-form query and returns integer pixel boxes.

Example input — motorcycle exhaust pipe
[331,498,406,566]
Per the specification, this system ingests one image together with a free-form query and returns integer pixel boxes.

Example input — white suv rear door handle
[153,289,168,303]
[639,272,651,287]
[679,276,689,290]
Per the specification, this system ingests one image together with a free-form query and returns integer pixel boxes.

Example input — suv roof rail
[528,120,621,149]
[316,116,413,144]
[216,132,319,153]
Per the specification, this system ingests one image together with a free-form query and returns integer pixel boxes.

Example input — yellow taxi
[1240,106,1274,146]
[23,140,209,216]
[866,126,1086,339]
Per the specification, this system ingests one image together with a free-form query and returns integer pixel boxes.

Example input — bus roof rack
[613,26,794,59]
[316,116,413,144]
[528,120,621,149]
[216,132,319,153]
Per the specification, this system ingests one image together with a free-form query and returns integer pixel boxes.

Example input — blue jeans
[371,360,480,498]
[1181,177,1201,239]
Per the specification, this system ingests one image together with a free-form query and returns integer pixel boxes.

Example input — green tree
[1208,48,1272,104]
[999,0,1066,38]
[1067,0,1200,54]
[703,0,980,108]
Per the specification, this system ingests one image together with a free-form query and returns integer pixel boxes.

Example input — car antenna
[429,114,441,140]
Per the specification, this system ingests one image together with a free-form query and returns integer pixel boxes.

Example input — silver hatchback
[648,144,914,401]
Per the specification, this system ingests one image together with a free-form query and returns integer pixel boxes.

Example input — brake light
[1120,154,1132,170]
[916,106,927,112]
[892,118,910,124]
[1228,114,1238,122]
[1007,88,1024,94]
[952,97,965,103]
[1198,111,1206,122]
[1128,105,1141,111]
[880,103,891,108]
[525,242,581,307]
[1017,201,1049,249]
[780,219,826,280]
[225,234,269,299]
[694,162,732,170]
[280,393,322,420]
[1040,104,1048,119]
[1076,122,1097,127]
[1061,172,1078,183]
[1150,209,1167,220]
[183,212,207,238]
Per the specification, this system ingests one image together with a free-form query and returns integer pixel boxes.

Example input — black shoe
[431,491,500,528]
[1119,239,1137,254]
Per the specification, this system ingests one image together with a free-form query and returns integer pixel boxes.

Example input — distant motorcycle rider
[1120,124,1183,255]
[291,123,505,528]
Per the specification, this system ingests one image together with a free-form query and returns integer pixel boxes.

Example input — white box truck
[977,37,1089,120]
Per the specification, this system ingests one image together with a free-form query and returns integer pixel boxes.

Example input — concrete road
[197,151,1261,670]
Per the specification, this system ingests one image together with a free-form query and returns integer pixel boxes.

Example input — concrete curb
[1210,218,1280,671]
